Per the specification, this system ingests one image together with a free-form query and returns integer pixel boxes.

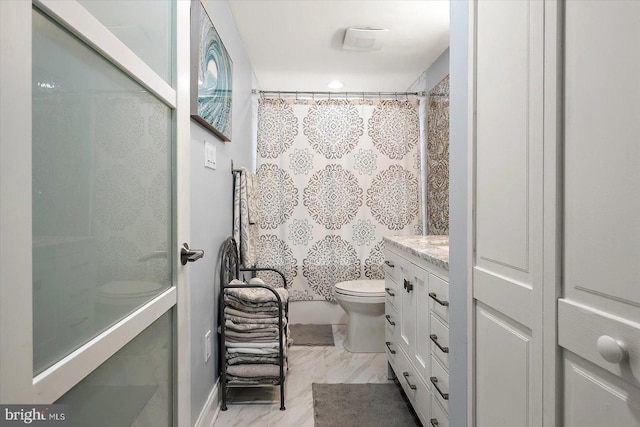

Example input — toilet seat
[334,280,385,298]
[97,280,165,301]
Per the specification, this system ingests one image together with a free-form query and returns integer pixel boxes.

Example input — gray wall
[449,1,470,426]
[407,48,449,234]
[189,1,256,423]
[424,48,450,95]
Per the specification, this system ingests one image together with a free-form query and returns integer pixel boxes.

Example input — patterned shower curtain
[255,97,422,302]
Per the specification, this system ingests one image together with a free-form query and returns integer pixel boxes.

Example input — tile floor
[213,325,392,427]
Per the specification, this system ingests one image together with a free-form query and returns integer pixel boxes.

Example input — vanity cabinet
[384,237,450,426]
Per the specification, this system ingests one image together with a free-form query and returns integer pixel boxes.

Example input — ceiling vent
[342,27,389,51]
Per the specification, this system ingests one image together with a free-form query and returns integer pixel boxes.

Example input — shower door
[0,1,192,425]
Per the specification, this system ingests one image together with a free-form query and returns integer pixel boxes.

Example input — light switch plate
[204,141,216,169]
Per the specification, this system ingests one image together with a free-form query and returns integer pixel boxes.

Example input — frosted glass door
[32,8,172,375]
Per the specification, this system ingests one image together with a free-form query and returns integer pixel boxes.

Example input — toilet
[334,279,386,353]
[96,280,165,327]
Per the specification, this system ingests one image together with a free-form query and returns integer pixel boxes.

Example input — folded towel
[224,295,281,312]
[225,329,278,340]
[227,347,281,355]
[226,376,280,385]
[225,285,289,304]
[227,363,280,378]
[224,319,285,332]
[226,354,281,365]
[225,307,277,319]
[226,341,280,349]
[225,313,282,325]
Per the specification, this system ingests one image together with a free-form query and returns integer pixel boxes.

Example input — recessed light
[328,80,344,89]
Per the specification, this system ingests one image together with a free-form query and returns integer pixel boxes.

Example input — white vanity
[383,235,450,427]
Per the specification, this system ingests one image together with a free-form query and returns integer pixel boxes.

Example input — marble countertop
[383,235,449,271]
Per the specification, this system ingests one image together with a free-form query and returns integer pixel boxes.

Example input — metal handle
[402,372,417,390]
[430,419,439,427]
[385,341,396,354]
[430,334,449,353]
[430,376,449,400]
[384,260,395,268]
[385,287,395,297]
[385,314,395,326]
[429,292,449,306]
[180,243,204,265]
[404,279,413,292]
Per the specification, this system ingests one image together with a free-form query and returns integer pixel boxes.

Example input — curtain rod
[252,89,426,97]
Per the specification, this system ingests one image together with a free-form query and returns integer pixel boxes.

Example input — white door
[561,2,640,425]
[0,1,192,425]
[471,1,545,426]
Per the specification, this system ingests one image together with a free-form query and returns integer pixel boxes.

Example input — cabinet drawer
[430,355,450,413]
[385,276,399,309]
[430,313,450,369]
[385,300,399,342]
[430,395,449,427]
[396,347,429,423]
[429,274,450,323]
[383,250,399,279]
[385,321,400,368]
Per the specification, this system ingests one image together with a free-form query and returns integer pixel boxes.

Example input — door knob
[180,243,204,265]
[597,335,628,364]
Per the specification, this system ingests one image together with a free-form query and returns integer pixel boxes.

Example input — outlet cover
[204,141,216,170]
[205,330,212,362]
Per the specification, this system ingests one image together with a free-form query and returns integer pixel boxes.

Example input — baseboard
[194,379,220,427]
[289,300,347,325]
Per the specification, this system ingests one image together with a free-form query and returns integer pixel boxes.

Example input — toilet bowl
[96,280,165,327]
[334,279,386,353]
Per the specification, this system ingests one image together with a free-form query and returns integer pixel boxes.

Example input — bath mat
[312,382,421,427]
[290,324,335,346]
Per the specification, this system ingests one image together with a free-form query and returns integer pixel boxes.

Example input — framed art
[191,0,233,141]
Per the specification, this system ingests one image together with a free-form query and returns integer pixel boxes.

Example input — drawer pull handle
[385,341,396,354]
[402,372,417,390]
[385,287,395,297]
[430,334,449,353]
[384,260,395,268]
[430,419,439,427]
[430,376,449,400]
[597,335,628,364]
[404,279,413,292]
[385,315,396,326]
[429,292,449,306]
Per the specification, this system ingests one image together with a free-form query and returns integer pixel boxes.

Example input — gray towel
[227,364,280,378]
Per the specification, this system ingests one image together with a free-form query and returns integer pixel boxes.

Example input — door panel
[563,0,640,321]
[472,0,544,425]
[476,304,531,427]
[564,351,640,427]
[562,2,640,425]
[32,7,172,375]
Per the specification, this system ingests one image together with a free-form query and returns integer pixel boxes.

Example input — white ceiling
[227,0,450,92]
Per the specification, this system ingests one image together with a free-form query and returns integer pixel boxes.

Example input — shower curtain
[255,97,422,302]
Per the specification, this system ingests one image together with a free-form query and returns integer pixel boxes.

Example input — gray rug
[290,324,335,346]
[312,383,421,427]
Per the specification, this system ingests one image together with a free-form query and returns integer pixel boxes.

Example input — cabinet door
[399,257,416,357]
[472,0,544,425]
[561,1,640,423]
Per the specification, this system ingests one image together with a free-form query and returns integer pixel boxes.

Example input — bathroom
[3,1,639,427]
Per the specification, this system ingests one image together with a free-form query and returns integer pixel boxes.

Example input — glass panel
[56,312,173,427]
[32,9,172,374]
[77,0,173,83]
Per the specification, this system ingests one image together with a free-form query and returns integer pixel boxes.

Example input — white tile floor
[213,325,392,427]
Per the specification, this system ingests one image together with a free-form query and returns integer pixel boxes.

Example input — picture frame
[190,0,233,141]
